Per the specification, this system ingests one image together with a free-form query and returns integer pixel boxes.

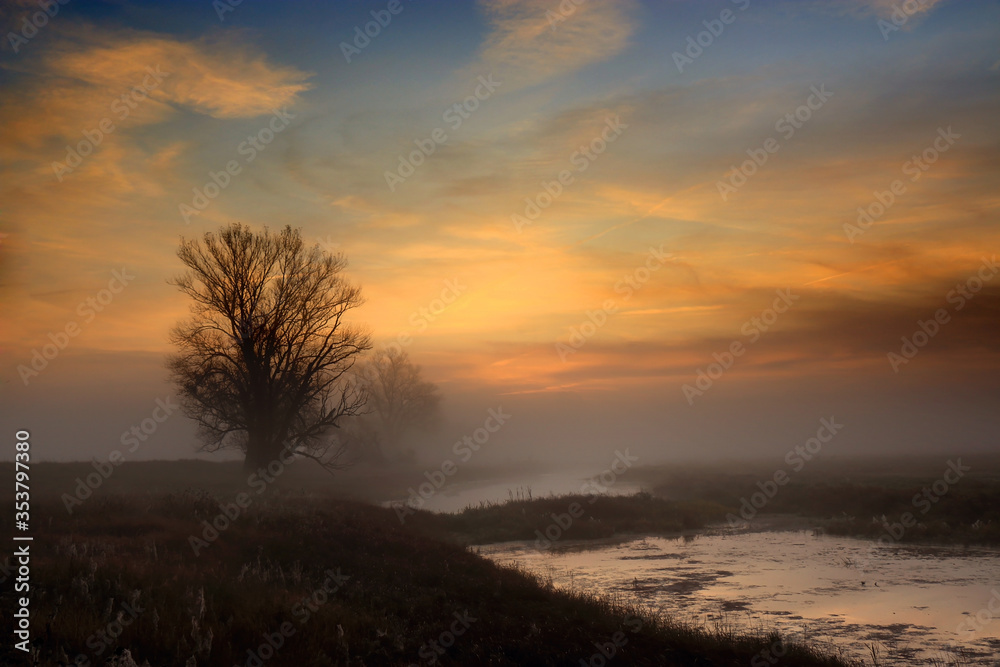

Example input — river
[478,528,1000,665]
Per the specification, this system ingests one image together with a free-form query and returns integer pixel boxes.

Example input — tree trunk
[244,429,282,473]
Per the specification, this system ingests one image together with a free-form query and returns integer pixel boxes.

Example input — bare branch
[167,223,371,472]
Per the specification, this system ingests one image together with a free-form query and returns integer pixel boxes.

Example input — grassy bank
[636,455,1000,546]
[431,491,728,545]
[0,492,859,666]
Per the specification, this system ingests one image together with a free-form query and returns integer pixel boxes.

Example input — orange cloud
[0,27,313,357]
[52,33,312,119]
[1,28,312,164]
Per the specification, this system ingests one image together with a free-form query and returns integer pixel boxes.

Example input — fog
[5,338,997,469]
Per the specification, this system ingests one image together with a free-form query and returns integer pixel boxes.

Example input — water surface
[480,530,1000,665]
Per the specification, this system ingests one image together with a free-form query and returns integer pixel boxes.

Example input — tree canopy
[168,223,371,471]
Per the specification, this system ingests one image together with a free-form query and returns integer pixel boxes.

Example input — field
[633,453,1000,546]
[0,460,870,666]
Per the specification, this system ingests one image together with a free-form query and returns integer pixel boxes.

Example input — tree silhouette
[167,223,371,471]
[356,347,441,462]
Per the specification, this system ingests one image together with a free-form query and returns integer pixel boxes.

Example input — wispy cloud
[469,0,637,89]
[811,0,949,19]
[856,0,948,17]
[1,28,312,161]
[52,30,311,116]
[0,27,314,352]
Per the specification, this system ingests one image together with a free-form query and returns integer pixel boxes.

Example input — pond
[478,529,1000,665]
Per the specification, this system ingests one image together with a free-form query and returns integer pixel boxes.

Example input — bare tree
[356,347,441,462]
[167,223,371,472]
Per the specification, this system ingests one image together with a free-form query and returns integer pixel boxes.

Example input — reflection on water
[479,530,1000,665]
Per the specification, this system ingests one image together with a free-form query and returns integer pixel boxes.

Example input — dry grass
[0,489,862,666]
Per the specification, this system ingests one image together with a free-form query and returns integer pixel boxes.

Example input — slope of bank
[1,492,859,666]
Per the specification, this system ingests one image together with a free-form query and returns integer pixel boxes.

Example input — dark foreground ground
[3,454,997,665]
[0,458,867,667]
[0,492,860,667]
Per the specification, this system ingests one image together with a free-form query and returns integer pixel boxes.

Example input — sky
[1,0,998,466]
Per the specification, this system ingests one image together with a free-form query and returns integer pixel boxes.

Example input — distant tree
[167,223,371,472]
[356,347,441,462]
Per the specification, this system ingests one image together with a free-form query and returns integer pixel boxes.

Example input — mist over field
[4,344,999,467]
